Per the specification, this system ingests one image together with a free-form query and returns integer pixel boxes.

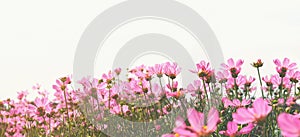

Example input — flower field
[0,58,300,137]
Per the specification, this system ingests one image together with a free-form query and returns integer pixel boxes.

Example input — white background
[0,0,300,100]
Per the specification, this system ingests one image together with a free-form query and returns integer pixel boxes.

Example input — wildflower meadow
[1,58,300,137]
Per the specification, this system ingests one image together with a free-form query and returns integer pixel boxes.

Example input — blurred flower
[174,108,219,137]
[233,98,272,124]
[278,113,300,137]
[114,67,122,75]
[222,97,251,108]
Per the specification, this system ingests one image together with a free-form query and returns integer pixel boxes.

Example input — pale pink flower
[187,80,203,96]
[216,70,230,83]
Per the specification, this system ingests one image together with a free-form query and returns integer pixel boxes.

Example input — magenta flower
[221,58,244,78]
[232,98,272,124]
[219,121,254,136]
[278,113,300,137]
[273,58,297,77]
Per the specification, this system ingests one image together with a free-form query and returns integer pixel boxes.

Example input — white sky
[0,0,300,100]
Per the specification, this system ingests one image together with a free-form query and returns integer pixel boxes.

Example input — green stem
[234,78,239,99]
[202,77,210,108]
[63,89,71,134]
[257,68,265,98]
[279,77,283,98]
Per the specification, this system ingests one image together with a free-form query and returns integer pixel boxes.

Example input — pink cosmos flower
[148,63,164,77]
[277,113,300,137]
[232,98,272,124]
[164,62,181,79]
[162,117,195,137]
[221,58,244,78]
[273,58,297,77]
[17,90,29,100]
[187,80,203,97]
[219,121,254,136]
[102,70,114,84]
[278,97,295,106]
[287,70,300,83]
[262,74,290,89]
[190,60,213,77]
[216,70,230,83]
[114,67,122,75]
[222,97,251,108]
[226,75,246,89]
[174,107,219,137]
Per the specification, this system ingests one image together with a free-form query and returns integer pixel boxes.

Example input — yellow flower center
[202,125,208,131]
[175,133,180,137]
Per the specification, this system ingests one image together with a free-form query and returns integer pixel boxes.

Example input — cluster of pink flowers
[163,58,300,137]
[0,58,300,137]
[0,77,82,137]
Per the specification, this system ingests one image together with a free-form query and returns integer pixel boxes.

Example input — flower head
[251,59,264,68]
[190,60,213,78]
[273,58,297,77]
[221,58,244,78]
[164,62,181,79]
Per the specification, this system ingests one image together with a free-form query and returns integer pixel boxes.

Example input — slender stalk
[279,77,284,98]
[48,117,51,136]
[63,89,71,134]
[108,88,111,110]
[294,82,297,96]
[256,68,265,98]
[234,78,239,99]
[202,77,210,108]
